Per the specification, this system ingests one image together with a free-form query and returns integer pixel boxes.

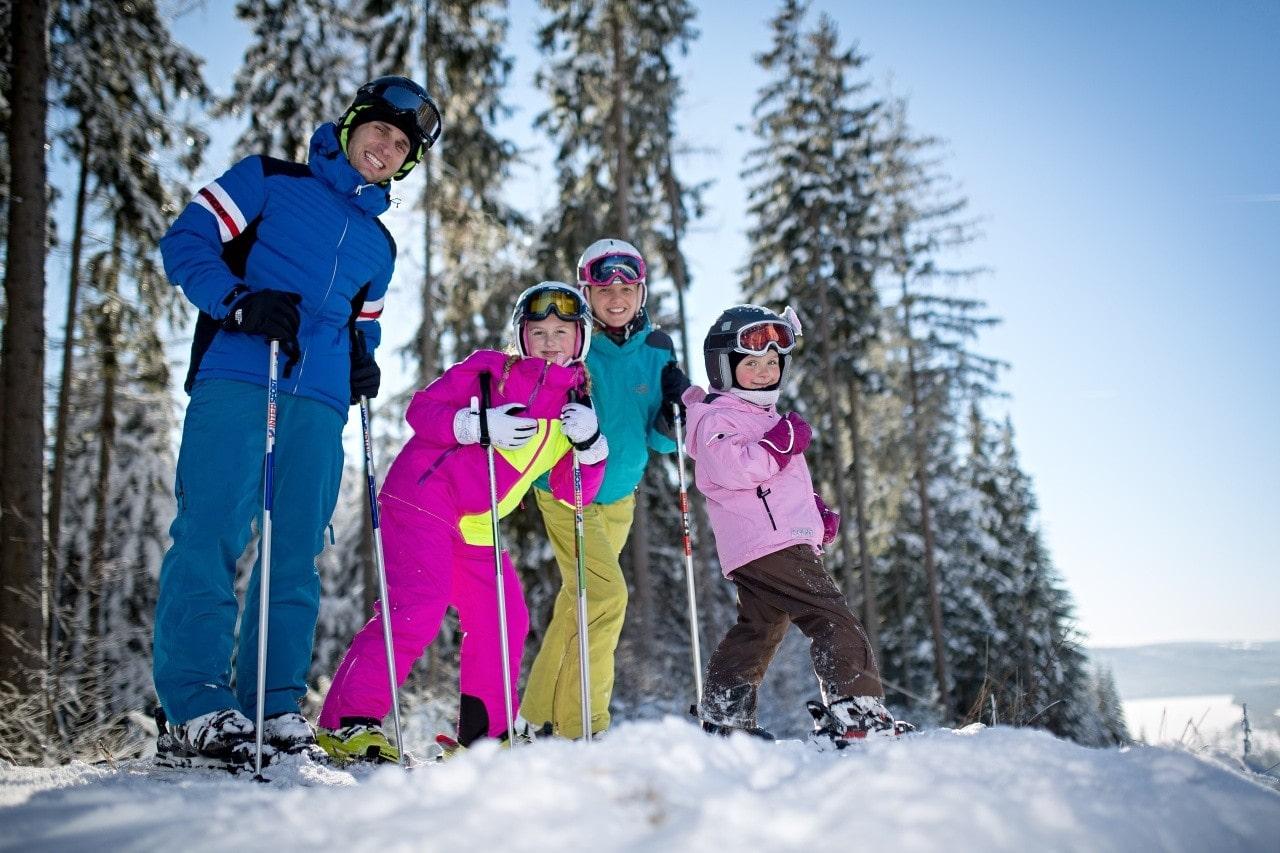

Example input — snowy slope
[3,718,1278,852]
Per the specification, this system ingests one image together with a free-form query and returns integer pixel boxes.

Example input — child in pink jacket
[318,282,608,762]
[683,304,910,746]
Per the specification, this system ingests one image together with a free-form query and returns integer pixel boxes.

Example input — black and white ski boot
[262,712,331,765]
[691,704,776,741]
[807,696,914,749]
[154,706,276,772]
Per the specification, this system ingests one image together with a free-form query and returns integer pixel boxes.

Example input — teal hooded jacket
[536,320,678,505]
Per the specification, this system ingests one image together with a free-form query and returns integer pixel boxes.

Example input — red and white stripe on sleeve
[356,295,385,323]
[193,181,247,243]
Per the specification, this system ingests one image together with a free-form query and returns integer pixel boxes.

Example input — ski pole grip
[478,372,492,448]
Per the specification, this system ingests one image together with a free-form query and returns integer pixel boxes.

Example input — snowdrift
[3,718,1277,851]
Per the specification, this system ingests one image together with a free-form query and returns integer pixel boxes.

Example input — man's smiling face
[347,120,410,183]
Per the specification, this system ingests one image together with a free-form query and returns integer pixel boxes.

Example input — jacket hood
[309,123,392,217]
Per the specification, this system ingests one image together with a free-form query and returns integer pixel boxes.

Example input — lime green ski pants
[522,489,635,737]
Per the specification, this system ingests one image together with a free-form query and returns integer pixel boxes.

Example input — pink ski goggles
[579,253,646,286]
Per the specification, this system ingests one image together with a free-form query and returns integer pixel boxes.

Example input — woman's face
[734,351,781,389]
[584,282,642,327]
[524,315,579,366]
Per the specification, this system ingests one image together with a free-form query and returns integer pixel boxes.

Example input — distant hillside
[1089,641,1280,731]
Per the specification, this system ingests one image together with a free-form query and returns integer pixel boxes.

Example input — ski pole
[478,373,517,745]
[356,334,404,766]
[571,391,592,743]
[254,339,280,777]
[672,402,703,705]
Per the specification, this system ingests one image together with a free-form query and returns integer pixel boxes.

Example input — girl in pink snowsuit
[319,283,608,757]
[683,304,909,745]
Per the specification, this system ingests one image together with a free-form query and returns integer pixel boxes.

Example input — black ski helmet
[703,304,802,392]
[338,76,442,181]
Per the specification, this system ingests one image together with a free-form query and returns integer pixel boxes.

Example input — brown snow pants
[700,544,882,727]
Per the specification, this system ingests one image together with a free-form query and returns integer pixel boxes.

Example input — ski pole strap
[479,371,492,448]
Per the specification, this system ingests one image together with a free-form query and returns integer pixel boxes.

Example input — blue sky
[152,0,1278,647]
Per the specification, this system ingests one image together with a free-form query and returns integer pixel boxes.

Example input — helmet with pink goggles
[577,238,646,288]
[703,304,803,392]
[512,281,593,364]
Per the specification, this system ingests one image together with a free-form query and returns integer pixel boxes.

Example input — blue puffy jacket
[161,123,395,416]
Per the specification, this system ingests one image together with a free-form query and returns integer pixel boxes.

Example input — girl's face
[524,315,579,366]
[585,283,642,327]
[734,352,781,389]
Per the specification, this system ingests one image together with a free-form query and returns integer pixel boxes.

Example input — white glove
[576,433,609,465]
[560,402,600,446]
[453,402,538,449]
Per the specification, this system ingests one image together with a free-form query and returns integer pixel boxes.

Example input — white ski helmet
[511,281,593,363]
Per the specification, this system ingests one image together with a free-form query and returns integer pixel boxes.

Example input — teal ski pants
[153,379,343,725]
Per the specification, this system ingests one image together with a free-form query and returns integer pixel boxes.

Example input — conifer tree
[741,3,886,659]
[357,0,523,381]
[533,0,701,689]
[221,0,358,162]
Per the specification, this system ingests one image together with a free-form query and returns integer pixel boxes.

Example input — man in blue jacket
[153,77,441,767]
[522,238,691,739]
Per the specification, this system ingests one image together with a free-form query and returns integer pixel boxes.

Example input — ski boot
[317,718,400,765]
[262,712,331,765]
[807,696,915,749]
[154,706,275,772]
[691,704,776,741]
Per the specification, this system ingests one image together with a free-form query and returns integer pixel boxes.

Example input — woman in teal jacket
[522,238,690,738]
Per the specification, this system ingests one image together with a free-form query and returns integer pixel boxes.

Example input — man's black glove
[657,361,692,435]
[222,289,302,373]
[350,349,381,404]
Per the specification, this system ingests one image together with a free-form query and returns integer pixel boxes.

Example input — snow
[4,719,1278,852]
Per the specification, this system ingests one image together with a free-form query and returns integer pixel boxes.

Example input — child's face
[584,283,642,327]
[734,352,781,389]
[524,315,579,366]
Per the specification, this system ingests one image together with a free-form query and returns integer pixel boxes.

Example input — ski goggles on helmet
[358,78,443,150]
[521,288,589,322]
[729,320,798,355]
[580,253,646,286]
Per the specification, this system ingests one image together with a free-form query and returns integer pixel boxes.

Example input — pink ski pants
[319,503,528,739]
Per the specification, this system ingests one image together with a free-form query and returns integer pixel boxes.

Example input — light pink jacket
[682,386,822,575]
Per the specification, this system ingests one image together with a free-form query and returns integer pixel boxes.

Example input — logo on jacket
[635,383,649,395]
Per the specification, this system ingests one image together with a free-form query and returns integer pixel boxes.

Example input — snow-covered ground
[3,718,1278,852]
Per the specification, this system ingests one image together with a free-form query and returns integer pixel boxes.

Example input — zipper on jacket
[294,216,350,389]
[756,485,777,531]
[418,445,461,485]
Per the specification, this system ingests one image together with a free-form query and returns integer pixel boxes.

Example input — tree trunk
[902,288,949,713]
[609,3,652,641]
[87,239,123,724]
[813,282,858,598]
[0,0,50,694]
[847,375,880,661]
[47,130,92,672]
[661,160,692,376]
[416,41,438,382]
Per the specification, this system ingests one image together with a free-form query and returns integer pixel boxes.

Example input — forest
[0,0,1128,765]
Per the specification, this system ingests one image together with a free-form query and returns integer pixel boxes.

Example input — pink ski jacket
[381,350,605,545]
[682,386,822,575]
